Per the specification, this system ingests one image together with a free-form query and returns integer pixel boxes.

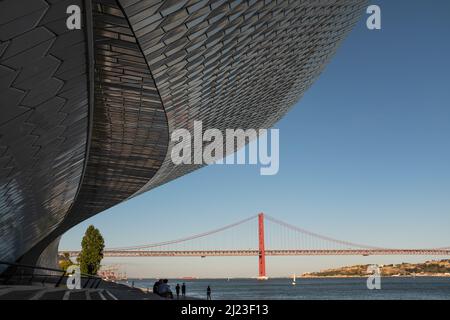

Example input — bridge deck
[63,249,450,257]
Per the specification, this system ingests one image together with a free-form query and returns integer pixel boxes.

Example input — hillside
[302,259,450,277]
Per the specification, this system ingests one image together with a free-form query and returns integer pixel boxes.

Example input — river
[119,277,450,300]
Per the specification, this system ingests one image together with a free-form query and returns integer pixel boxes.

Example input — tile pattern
[16,0,170,265]
[66,0,169,224]
[118,0,367,196]
[0,0,89,264]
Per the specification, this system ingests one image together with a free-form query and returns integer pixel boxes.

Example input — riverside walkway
[0,282,166,300]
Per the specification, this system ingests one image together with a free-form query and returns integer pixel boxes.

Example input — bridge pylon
[257,212,268,280]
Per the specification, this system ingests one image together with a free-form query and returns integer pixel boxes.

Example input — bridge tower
[258,212,267,280]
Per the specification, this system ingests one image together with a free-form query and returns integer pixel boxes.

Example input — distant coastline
[302,259,450,278]
[302,274,450,278]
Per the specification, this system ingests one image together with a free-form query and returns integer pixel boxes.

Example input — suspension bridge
[63,213,450,279]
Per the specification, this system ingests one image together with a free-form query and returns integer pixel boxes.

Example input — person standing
[206,285,211,300]
[175,283,180,299]
[181,283,186,298]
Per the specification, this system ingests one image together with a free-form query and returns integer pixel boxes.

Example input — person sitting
[153,279,161,295]
[158,279,173,299]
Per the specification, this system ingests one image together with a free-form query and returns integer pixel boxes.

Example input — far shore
[117,274,450,281]
[301,274,450,279]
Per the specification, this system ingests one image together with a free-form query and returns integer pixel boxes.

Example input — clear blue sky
[61,1,450,278]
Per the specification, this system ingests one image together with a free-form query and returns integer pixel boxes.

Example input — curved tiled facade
[0,0,366,269]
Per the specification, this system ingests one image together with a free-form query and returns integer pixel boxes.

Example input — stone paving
[0,282,167,300]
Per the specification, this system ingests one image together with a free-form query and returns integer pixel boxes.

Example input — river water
[120,277,450,300]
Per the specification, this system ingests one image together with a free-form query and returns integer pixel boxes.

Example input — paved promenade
[0,281,169,300]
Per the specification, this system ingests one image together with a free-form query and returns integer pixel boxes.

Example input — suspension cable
[106,214,258,250]
[264,214,386,250]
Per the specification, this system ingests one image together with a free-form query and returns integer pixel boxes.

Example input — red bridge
[63,213,450,279]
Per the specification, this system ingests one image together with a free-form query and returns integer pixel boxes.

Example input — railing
[0,261,102,289]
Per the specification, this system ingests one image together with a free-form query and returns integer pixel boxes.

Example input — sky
[60,1,450,278]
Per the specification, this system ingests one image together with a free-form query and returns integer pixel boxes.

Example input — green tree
[77,225,105,275]
[59,252,74,271]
